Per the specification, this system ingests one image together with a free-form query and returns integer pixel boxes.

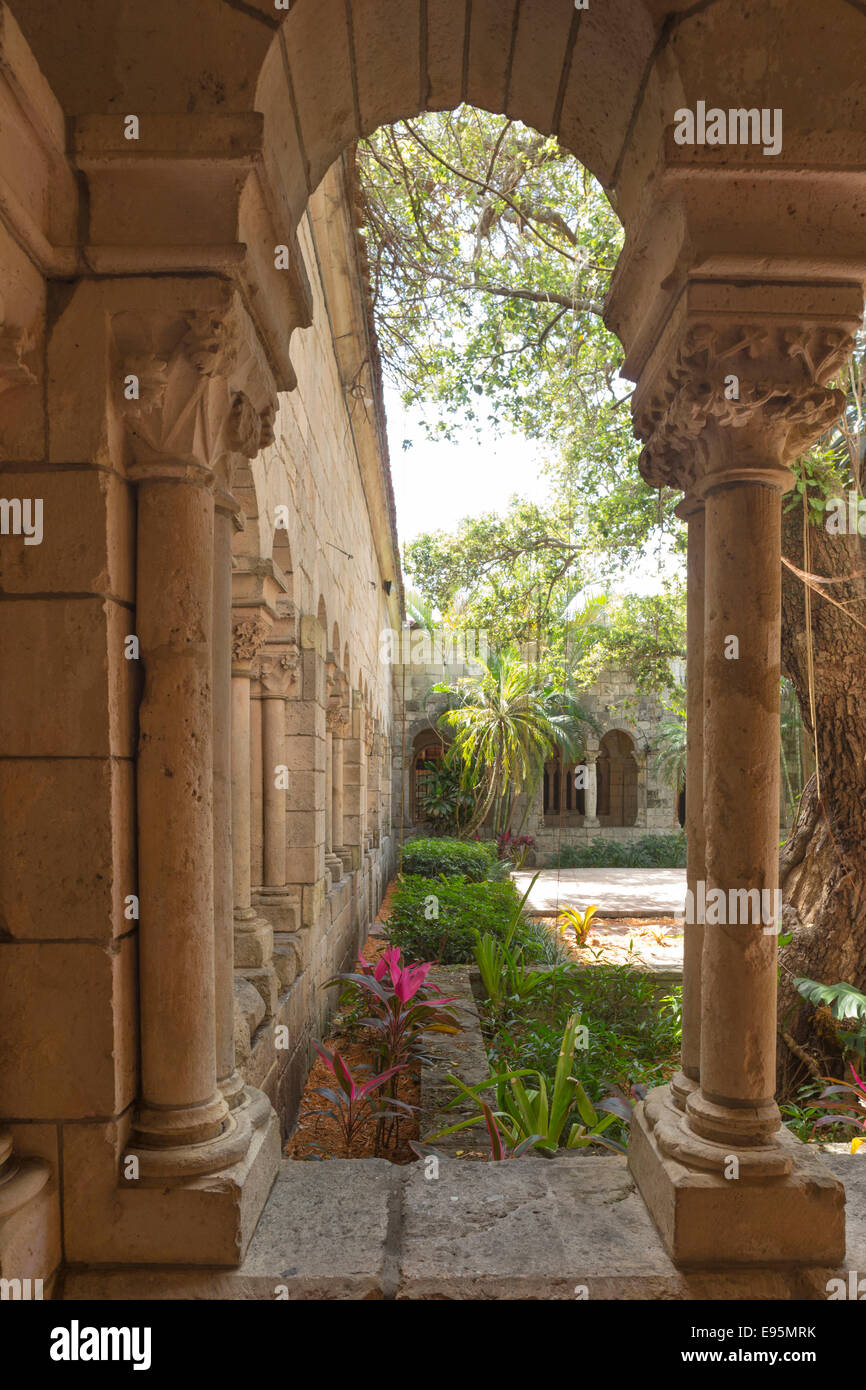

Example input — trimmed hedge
[550,833,686,869]
[400,836,493,881]
[386,874,531,965]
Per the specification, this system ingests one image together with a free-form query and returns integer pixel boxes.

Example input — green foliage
[578,591,687,698]
[432,646,592,836]
[400,836,493,880]
[357,110,622,443]
[653,706,687,798]
[551,834,686,869]
[416,752,476,836]
[780,1082,850,1144]
[483,964,682,1142]
[359,107,688,666]
[386,874,536,965]
[794,977,866,1063]
[431,1015,626,1154]
[557,903,599,946]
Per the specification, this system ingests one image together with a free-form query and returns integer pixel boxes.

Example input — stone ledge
[60,1151,866,1300]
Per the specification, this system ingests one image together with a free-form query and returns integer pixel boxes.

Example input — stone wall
[392,657,680,859]
[229,162,401,1134]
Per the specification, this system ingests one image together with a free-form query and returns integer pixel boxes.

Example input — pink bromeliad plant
[307,1042,409,1158]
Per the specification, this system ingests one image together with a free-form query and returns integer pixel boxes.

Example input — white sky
[386,386,683,602]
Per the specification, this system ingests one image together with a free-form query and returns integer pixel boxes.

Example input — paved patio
[513,867,687,918]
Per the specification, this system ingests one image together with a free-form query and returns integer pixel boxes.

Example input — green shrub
[401,836,493,881]
[550,833,686,869]
[386,874,532,964]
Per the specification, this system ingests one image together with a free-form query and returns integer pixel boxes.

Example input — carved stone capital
[258,644,300,696]
[112,299,278,480]
[325,654,350,733]
[364,710,375,757]
[326,705,350,734]
[232,614,270,668]
[635,321,855,493]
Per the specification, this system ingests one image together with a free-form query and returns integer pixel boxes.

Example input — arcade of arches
[1,0,866,1296]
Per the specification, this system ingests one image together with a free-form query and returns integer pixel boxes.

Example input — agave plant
[472,871,548,1008]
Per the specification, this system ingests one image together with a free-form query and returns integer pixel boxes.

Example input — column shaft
[671,503,706,1108]
[262,695,287,885]
[133,467,227,1148]
[232,671,254,911]
[213,497,243,1108]
[688,480,782,1146]
[332,731,344,852]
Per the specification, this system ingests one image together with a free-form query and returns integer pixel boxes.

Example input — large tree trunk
[776,497,866,1094]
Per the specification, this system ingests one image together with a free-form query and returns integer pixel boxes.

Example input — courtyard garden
[291,835,866,1165]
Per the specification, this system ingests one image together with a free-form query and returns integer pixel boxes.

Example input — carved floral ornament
[112,303,278,477]
[231,615,270,666]
[257,644,300,695]
[326,659,350,732]
[635,322,855,492]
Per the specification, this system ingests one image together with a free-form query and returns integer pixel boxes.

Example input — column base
[669,1069,699,1112]
[629,1085,846,1266]
[129,1103,252,1180]
[64,1094,281,1268]
[325,853,344,882]
[253,887,301,932]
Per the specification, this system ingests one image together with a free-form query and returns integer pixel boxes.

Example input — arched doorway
[597,730,638,828]
[411,732,450,827]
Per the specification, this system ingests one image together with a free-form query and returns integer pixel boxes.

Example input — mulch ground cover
[285,890,420,1163]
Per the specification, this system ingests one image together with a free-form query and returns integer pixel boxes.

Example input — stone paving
[513,867,687,918]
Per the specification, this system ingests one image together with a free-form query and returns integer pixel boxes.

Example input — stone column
[582,751,599,827]
[342,691,366,871]
[669,497,706,1112]
[232,614,278,1018]
[0,1130,50,1227]
[129,455,252,1173]
[213,489,245,1111]
[685,478,784,1151]
[285,615,329,930]
[262,673,289,883]
[627,309,857,1265]
[325,653,348,881]
[255,627,301,931]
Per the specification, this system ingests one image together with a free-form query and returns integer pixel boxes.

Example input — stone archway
[597,729,639,828]
[3,0,866,1283]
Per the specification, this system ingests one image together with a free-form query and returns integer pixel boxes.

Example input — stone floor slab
[514,867,686,917]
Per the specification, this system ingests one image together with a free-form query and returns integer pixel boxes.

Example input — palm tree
[653,708,686,804]
[432,646,591,837]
